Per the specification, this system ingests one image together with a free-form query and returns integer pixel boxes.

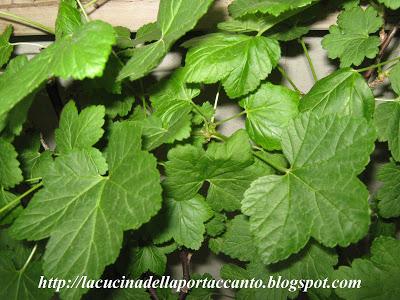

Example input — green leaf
[187,274,215,300]
[0,25,13,68]
[133,23,161,46]
[322,7,383,67]
[0,21,115,129]
[0,138,22,189]
[374,102,400,160]
[117,0,214,81]
[242,113,376,264]
[205,212,227,237]
[129,245,167,278]
[376,162,400,218]
[334,237,400,300]
[165,130,271,211]
[229,0,317,18]
[0,230,53,300]
[299,68,375,119]
[151,195,213,250]
[389,63,400,95]
[377,0,400,9]
[183,33,281,98]
[114,26,134,49]
[0,55,34,139]
[55,0,83,40]
[10,121,162,299]
[0,189,21,225]
[221,241,337,299]
[210,215,258,262]
[240,82,300,150]
[138,68,201,150]
[269,24,309,41]
[55,101,105,154]
[113,288,150,300]
[19,134,53,180]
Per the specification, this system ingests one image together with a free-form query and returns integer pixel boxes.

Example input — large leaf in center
[10,122,162,299]
[242,113,376,264]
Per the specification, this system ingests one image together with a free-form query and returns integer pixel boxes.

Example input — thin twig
[11,42,47,49]
[178,249,191,300]
[148,287,159,300]
[0,11,54,34]
[365,24,399,80]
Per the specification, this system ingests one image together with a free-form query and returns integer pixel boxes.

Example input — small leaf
[0,138,22,189]
[152,195,213,250]
[205,212,227,237]
[183,33,281,98]
[240,82,300,150]
[55,0,83,40]
[114,26,133,49]
[55,101,105,154]
[229,0,317,18]
[322,7,383,67]
[210,215,258,262]
[377,162,400,218]
[300,68,375,119]
[389,63,400,95]
[0,25,13,68]
[377,0,400,9]
[374,102,400,160]
[334,237,400,300]
[129,245,167,278]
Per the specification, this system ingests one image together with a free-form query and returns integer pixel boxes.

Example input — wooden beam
[0,0,338,36]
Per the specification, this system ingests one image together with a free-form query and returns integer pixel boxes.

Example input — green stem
[299,38,318,82]
[76,0,90,21]
[0,182,43,215]
[25,177,43,183]
[84,0,101,9]
[20,244,37,273]
[0,11,55,34]
[215,111,246,126]
[356,56,400,73]
[253,150,288,174]
[277,66,302,94]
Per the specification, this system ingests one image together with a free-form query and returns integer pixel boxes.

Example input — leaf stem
[356,56,400,73]
[76,0,90,22]
[0,11,55,34]
[214,110,246,126]
[253,150,288,174]
[299,38,318,82]
[277,66,302,94]
[20,244,37,273]
[84,0,101,9]
[0,182,43,215]
[178,249,191,300]
[211,83,221,123]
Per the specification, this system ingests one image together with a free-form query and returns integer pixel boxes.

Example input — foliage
[0,0,399,299]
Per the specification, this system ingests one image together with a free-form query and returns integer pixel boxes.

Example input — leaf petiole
[299,38,318,82]
[356,56,400,73]
[0,182,43,216]
[19,244,37,273]
[0,11,55,34]
[214,110,246,126]
[277,65,302,94]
